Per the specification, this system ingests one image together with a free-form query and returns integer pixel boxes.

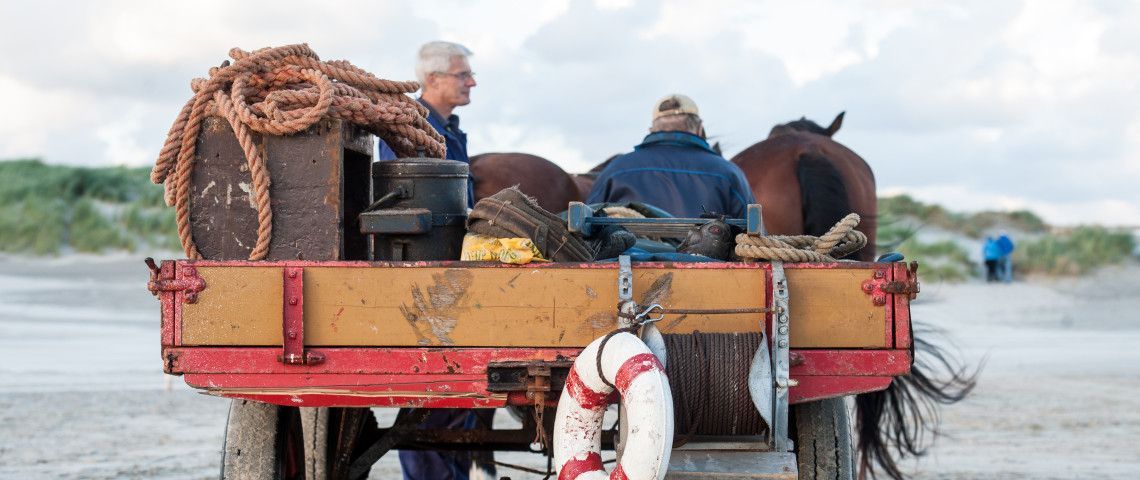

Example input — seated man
[586,94,755,219]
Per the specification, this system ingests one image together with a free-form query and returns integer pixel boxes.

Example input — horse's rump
[732,131,877,261]
[469,152,583,213]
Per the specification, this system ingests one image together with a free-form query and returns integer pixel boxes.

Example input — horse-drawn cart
[147,45,922,478]
[150,249,916,478]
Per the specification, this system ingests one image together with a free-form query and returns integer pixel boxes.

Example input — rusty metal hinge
[146,258,206,304]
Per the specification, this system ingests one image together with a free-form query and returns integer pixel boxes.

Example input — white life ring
[553,331,674,480]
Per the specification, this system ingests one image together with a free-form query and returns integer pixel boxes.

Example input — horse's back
[731,132,877,260]
[469,152,583,213]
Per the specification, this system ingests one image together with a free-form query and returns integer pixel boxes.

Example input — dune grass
[1014,226,1136,275]
[0,159,176,255]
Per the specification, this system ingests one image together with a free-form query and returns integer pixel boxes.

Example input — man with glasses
[398,42,491,480]
[415,40,478,208]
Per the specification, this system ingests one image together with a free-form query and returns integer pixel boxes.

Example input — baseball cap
[652,94,700,120]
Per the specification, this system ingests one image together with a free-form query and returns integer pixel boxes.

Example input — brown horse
[468,152,583,213]
[733,112,975,480]
[731,112,878,261]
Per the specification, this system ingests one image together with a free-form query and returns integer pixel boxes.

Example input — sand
[1,255,1138,479]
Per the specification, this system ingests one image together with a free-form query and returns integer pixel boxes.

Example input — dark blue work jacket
[586,131,755,218]
[419,98,474,208]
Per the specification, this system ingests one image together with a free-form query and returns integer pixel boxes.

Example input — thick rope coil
[735,213,867,262]
[151,44,446,260]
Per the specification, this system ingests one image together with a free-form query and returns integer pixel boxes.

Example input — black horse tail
[796,153,851,245]
[797,153,980,478]
[854,326,980,479]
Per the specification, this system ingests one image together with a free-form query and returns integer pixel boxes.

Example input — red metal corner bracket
[860,262,920,307]
[146,258,206,304]
[860,266,891,306]
[279,267,325,366]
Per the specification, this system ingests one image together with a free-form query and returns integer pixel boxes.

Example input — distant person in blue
[982,236,1002,282]
[996,232,1015,283]
[586,94,755,219]
[397,40,491,480]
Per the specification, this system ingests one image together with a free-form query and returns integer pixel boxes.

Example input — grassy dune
[0,159,178,255]
[879,194,1136,281]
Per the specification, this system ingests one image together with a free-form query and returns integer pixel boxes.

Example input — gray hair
[650,114,702,134]
[416,41,473,84]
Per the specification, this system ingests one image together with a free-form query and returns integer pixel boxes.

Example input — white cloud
[1,0,1138,226]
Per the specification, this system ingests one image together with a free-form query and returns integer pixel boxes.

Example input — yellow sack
[460,233,548,265]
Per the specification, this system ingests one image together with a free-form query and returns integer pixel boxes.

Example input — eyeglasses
[435,71,476,81]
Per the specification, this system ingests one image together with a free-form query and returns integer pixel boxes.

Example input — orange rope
[151,44,445,260]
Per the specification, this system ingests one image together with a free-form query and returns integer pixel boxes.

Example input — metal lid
[372,158,469,178]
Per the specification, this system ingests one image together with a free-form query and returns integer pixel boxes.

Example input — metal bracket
[617,255,636,328]
[771,261,792,452]
[567,202,766,237]
[145,258,206,304]
[860,263,920,306]
[279,267,324,365]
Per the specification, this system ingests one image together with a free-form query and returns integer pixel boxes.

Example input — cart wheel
[220,401,380,480]
[791,397,854,480]
[220,399,305,479]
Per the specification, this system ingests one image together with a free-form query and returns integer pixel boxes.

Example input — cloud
[0,0,1137,225]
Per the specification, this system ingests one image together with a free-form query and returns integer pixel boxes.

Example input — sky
[1,0,1138,226]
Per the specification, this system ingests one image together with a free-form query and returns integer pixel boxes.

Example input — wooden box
[189,117,373,261]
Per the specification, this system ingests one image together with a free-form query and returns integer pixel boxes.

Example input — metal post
[771,261,792,452]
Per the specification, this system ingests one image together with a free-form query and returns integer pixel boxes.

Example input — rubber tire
[220,399,292,479]
[791,397,854,480]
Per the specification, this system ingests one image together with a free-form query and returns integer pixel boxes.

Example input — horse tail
[854,326,981,479]
[795,153,850,239]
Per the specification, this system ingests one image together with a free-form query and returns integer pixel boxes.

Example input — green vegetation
[876,212,974,282]
[878,194,1137,281]
[0,159,176,255]
[879,194,1047,238]
[1014,226,1136,275]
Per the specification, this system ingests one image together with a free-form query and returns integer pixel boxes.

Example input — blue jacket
[996,234,1014,256]
[419,98,474,208]
[586,131,755,218]
[983,238,1002,261]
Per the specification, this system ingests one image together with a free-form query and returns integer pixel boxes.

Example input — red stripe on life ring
[614,353,664,393]
[610,463,629,480]
[565,366,611,410]
[558,451,604,480]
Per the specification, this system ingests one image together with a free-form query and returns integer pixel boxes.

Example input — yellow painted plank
[786,268,887,348]
[178,264,887,349]
[302,267,766,347]
[182,267,283,345]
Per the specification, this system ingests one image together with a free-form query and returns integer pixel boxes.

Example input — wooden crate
[189,117,373,261]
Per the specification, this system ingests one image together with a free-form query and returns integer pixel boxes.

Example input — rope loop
[735,213,867,262]
[151,44,445,260]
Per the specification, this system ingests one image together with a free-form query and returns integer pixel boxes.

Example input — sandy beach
[1,255,1138,479]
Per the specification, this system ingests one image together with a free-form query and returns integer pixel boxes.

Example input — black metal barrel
[363,158,469,261]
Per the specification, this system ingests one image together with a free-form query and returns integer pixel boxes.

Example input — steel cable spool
[663,332,767,439]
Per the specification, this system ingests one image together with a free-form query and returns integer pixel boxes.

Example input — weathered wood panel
[190,117,373,261]
[786,268,887,348]
[180,265,767,347]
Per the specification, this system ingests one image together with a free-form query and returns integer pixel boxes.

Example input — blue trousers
[398,409,495,480]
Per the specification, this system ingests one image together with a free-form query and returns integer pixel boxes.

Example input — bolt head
[289,271,298,278]
[778,325,788,335]
[289,297,298,305]
[778,339,788,348]
[288,331,297,339]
